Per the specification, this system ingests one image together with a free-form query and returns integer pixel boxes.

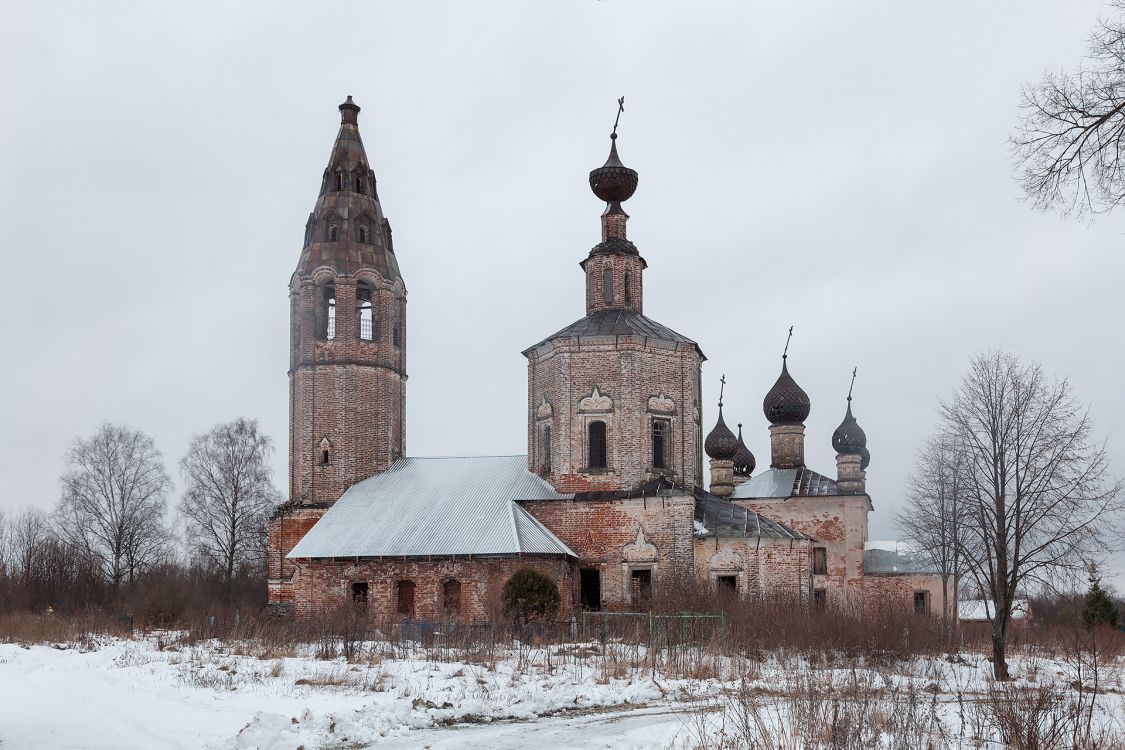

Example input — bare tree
[896,432,966,639]
[178,418,280,598]
[1013,1,1125,216]
[57,423,173,588]
[941,352,1123,679]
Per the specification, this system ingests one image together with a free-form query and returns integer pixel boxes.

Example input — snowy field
[1,634,1123,749]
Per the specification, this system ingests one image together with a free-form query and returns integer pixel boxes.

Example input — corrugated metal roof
[288,456,577,559]
[692,489,810,540]
[732,467,857,499]
[524,309,703,357]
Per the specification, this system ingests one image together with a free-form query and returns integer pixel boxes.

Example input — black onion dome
[831,401,867,455]
[732,423,756,476]
[860,446,871,470]
[704,407,738,460]
[589,136,638,204]
[763,357,811,425]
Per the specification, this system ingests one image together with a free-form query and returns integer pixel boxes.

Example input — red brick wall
[267,505,328,605]
[694,536,812,598]
[864,573,952,619]
[288,556,576,622]
[522,494,695,609]
[526,339,703,493]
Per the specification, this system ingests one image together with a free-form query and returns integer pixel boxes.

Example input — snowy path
[380,706,695,749]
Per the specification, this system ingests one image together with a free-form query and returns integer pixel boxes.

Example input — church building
[267,98,947,622]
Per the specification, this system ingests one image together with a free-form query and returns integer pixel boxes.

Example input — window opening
[396,580,415,617]
[812,547,828,575]
[914,591,929,615]
[541,425,552,473]
[350,582,368,607]
[355,176,364,194]
[328,224,338,242]
[716,575,737,593]
[588,421,607,469]
[580,568,601,611]
[357,283,374,341]
[335,172,343,191]
[321,449,330,464]
[813,588,827,606]
[652,418,670,469]
[623,271,631,307]
[443,580,461,615]
[602,266,613,305]
[358,224,369,243]
[318,285,336,340]
[630,569,652,610]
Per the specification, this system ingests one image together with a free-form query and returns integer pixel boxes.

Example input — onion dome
[589,135,638,205]
[732,423,756,476]
[704,406,738,460]
[763,357,811,425]
[831,400,867,456]
[860,446,871,471]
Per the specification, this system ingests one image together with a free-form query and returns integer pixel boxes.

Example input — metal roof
[863,541,942,575]
[693,489,810,540]
[288,456,577,559]
[732,467,858,499]
[524,309,703,357]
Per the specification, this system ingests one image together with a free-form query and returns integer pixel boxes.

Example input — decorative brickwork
[694,536,812,598]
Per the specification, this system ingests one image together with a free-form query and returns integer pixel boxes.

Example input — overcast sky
[2,1,1123,588]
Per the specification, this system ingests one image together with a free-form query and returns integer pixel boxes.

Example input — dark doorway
[716,575,737,593]
[914,591,929,615]
[350,581,368,608]
[397,580,416,617]
[443,579,461,616]
[813,588,827,606]
[580,568,602,611]
[630,569,652,610]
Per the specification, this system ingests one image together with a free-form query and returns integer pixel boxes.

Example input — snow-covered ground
[1,634,1122,749]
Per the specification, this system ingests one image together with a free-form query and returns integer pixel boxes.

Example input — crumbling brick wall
[694,535,812,599]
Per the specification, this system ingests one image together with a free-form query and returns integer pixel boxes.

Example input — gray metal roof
[288,456,577,559]
[524,309,703,357]
[693,490,810,540]
[732,467,856,499]
[863,541,942,575]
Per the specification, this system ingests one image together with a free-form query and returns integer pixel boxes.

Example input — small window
[328,224,338,242]
[321,449,330,465]
[588,421,608,469]
[623,271,631,307]
[318,285,336,340]
[630,569,652,610]
[541,425,552,473]
[716,575,737,593]
[335,172,343,191]
[812,547,828,575]
[914,591,929,615]
[443,580,461,615]
[602,266,614,305]
[358,224,369,243]
[350,582,368,607]
[652,418,670,470]
[355,177,364,194]
[396,580,415,617]
[813,588,827,606]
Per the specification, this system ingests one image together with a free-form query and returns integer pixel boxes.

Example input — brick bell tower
[523,102,705,493]
[269,97,406,608]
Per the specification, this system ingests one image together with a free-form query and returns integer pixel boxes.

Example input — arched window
[318,437,332,465]
[334,172,343,191]
[356,282,375,341]
[318,284,336,340]
[588,421,608,469]
[328,223,338,242]
[396,580,415,617]
[652,418,670,470]
[602,266,614,305]
[358,224,369,243]
[443,579,461,615]
[355,176,364,194]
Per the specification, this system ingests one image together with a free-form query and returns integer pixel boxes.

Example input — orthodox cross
[848,367,858,401]
[611,96,625,137]
[718,373,727,408]
[782,326,794,358]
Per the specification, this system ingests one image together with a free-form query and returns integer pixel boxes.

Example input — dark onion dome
[860,446,871,471]
[589,135,638,204]
[831,399,867,456]
[704,407,738,460]
[732,423,756,476]
[763,357,811,425]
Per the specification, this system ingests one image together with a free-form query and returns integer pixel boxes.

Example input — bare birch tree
[56,424,172,588]
[178,418,280,597]
[1013,1,1125,216]
[896,432,966,639]
[941,352,1123,679]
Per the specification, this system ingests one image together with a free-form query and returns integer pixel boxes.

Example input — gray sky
[2,1,1123,588]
